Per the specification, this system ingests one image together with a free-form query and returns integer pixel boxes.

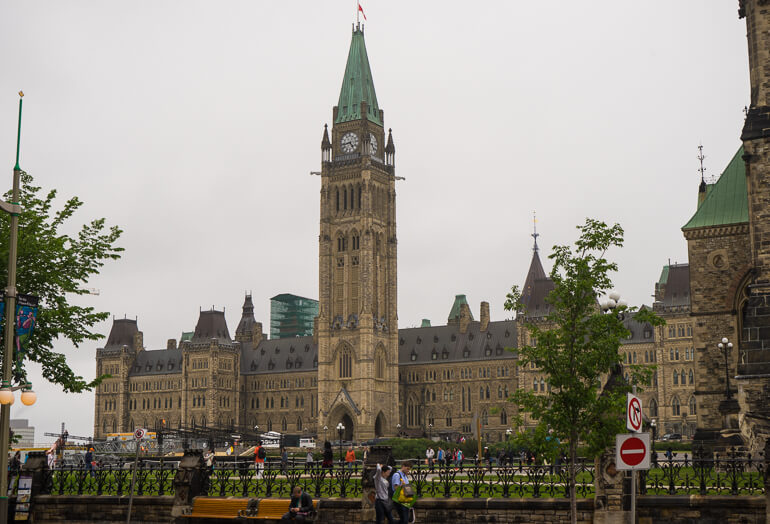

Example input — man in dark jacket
[281,486,313,522]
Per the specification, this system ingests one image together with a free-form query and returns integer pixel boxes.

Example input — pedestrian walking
[374,463,394,524]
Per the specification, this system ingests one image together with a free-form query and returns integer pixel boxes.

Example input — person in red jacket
[254,440,266,479]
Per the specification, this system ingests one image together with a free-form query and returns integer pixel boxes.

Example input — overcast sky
[0,1,749,440]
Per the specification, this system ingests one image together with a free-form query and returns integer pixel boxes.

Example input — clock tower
[316,24,399,441]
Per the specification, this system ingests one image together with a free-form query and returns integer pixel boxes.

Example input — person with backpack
[255,440,266,479]
[374,463,394,524]
[391,461,414,524]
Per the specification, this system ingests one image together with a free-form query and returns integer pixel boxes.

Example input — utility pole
[0,92,24,524]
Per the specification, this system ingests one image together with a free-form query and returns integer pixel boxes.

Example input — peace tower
[315,24,399,441]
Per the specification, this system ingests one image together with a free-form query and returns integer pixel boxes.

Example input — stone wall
[638,495,765,524]
[22,494,768,523]
[28,495,174,524]
[313,497,595,524]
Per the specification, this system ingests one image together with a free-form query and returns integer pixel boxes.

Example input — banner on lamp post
[13,294,39,382]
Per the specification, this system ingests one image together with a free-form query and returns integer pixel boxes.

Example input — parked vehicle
[660,433,682,441]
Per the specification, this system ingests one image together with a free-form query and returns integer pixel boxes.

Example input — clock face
[340,132,359,153]
[369,133,378,155]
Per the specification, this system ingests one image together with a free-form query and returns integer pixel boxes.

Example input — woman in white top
[374,463,394,524]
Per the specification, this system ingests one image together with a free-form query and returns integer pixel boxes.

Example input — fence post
[171,450,207,518]
[593,444,628,524]
[361,445,393,522]
[764,439,770,524]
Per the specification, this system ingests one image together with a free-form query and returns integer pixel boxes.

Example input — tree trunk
[569,433,577,524]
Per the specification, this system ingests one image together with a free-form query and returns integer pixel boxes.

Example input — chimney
[133,331,144,352]
[167,339,177,350]
[252,322,264,347]
[480,302,490,332]
[459,303,472,334]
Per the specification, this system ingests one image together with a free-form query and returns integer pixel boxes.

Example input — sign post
[126,428,146,524]
[621,386,646,524]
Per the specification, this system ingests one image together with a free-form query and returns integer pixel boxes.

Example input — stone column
[361,445,393,523]
[171,450,207,518]
[593,446,628,524]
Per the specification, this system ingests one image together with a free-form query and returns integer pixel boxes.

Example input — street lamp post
[717,338,734,400]
[396,423,401,438]
[428,423,433,440]
[650,418,657,465]
[336,423,344,464]
[323,425,328,444]
[0,93,27,524]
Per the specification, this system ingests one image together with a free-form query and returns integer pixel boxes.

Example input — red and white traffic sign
[134,428,147,440]
[616,432,651,470]
[626,393,643,433]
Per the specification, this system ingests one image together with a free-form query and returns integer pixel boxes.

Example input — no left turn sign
[616,432,650,470]
[134,428,146,440]
[626,393,642,433]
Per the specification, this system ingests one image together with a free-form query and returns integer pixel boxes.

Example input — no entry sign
[626,393,642,432]
[616,432,650,470]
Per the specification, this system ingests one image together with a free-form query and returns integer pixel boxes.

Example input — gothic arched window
[671,396,681,416]
[339,346,352,378]
[688,396,697,415]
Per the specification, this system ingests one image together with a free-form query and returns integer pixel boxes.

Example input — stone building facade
[94,22,721,444]
[678,1,770,452]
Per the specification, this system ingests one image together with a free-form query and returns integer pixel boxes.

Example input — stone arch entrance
[339,413,354,441]
[329,405,355,441]
[374,412,386,438]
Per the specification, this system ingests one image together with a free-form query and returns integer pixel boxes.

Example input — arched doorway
[339,413,354,441]
[374,412,386,438]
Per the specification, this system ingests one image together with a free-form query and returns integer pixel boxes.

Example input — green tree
[0,171,123,392]
[504,218,661,524]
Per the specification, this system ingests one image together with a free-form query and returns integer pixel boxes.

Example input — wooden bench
[237,498,318,520]
[180,497,250,520]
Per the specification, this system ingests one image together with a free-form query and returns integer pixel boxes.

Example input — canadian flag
[358,2,367,20]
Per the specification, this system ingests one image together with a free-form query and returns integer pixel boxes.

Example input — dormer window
[463,347,470,358]
[313,357,318,368]
[275,347,280,354]
[485,345,492,357]
[250,361,257,371]
[399,338,405,346]
[410,349,417,361]
[416,337,421,344]
[431,349,438,360]
[305,344,310,352]
[442,348,449,360]
[260,348,266,356]
[468,333,474,341]
[451,334,457,342]
[290,346,295,353]
[504,330,510,338]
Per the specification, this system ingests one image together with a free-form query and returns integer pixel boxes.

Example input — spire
[335,25,382,126]
[385,128,395,154]
[531,211,539,253]
[520,231,554,318]
[321,124,331,149]
[236,293,257,337]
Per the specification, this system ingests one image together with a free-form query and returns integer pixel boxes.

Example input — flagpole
[356,0,359,25]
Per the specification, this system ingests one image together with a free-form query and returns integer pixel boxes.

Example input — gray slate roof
[658,264,691,308]
[240,336,318,375]
[129,348,183,376]
[619,311,655,345]
[104,318,139,349]
[398,320,517,365]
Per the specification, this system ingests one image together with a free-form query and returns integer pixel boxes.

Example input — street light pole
[718,338,734,400]
[336,423,344,464]
[0,93,24,524]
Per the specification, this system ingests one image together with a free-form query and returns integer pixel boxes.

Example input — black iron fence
[7,449,766,498]
[641,447,767,496]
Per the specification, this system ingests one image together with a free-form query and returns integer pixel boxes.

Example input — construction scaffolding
[270,293,318,339]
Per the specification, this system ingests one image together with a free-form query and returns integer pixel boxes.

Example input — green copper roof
[335,28,382,126]
[448,295,473,322]
[682,146,749,230]
[180,331,193,342]
[657,265,669,285]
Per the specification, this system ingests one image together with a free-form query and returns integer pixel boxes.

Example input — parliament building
[95,12,770,450]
